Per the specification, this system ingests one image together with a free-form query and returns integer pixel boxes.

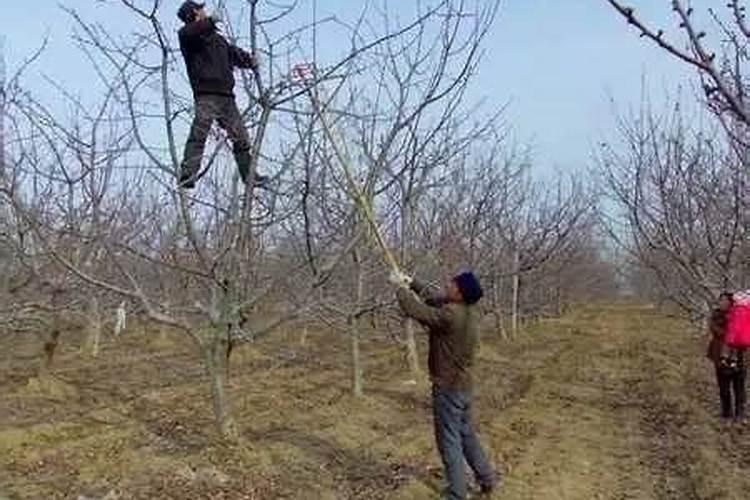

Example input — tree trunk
[350,316,363,398]
[399,199,420,376]
[114,301,126,337]
[511,249,521,335]
[351,248,364,397]
[84,296,102,357]
[40,290,63,375]
[205,283,239,440]
[40,328,60,378]
[404,319,420,376]
[204,331,238,440]
[492,275,507,339]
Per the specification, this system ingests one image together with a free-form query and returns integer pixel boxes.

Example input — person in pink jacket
[707,292,746,421]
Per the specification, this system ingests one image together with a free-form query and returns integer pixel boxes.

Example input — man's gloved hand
[248,52,260,70]
[388,269,413,288]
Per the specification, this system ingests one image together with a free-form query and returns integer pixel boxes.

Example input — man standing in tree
[176,1,269,190]
[390,269,497,499]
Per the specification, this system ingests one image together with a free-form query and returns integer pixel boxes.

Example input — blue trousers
[432,385,496,499]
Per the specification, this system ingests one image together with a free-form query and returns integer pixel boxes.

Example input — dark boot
[478,484,495,497]
[178,169,197,189]
[234,147,270,189]
[249,173,271,189]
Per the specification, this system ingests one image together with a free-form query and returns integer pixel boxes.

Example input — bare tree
[1,0,511,437]
[0,37,94,375]
[397,129,596,337]
[607,0,750,153]
[598,98,749,316]
[275,0,503,390]
[0,36,5,181]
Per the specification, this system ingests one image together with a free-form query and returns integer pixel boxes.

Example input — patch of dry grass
[1,304,749,499]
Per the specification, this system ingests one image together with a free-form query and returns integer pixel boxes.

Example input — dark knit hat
[177,1,205,23]
[453,271,483,305]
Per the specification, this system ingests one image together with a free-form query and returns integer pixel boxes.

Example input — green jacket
[396,282,480,393]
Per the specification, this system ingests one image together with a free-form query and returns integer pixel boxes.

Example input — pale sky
[4,1,708,174]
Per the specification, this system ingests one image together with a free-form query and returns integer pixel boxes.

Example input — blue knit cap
[453,271,483,305]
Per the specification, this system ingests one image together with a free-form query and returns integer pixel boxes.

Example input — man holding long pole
[390,270,498,499]
[297,56,496,499]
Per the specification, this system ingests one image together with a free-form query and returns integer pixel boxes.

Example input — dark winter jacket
[396,280,480,393]
[178,18,257,97]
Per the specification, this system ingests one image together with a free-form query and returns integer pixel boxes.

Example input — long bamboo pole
[301,74,402,274]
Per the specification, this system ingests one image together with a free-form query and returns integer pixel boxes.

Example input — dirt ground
[1,304,749,500]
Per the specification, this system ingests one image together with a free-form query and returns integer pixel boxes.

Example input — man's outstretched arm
[229,45,258,70]
[409,279,446,307]
[396,288,451,331]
